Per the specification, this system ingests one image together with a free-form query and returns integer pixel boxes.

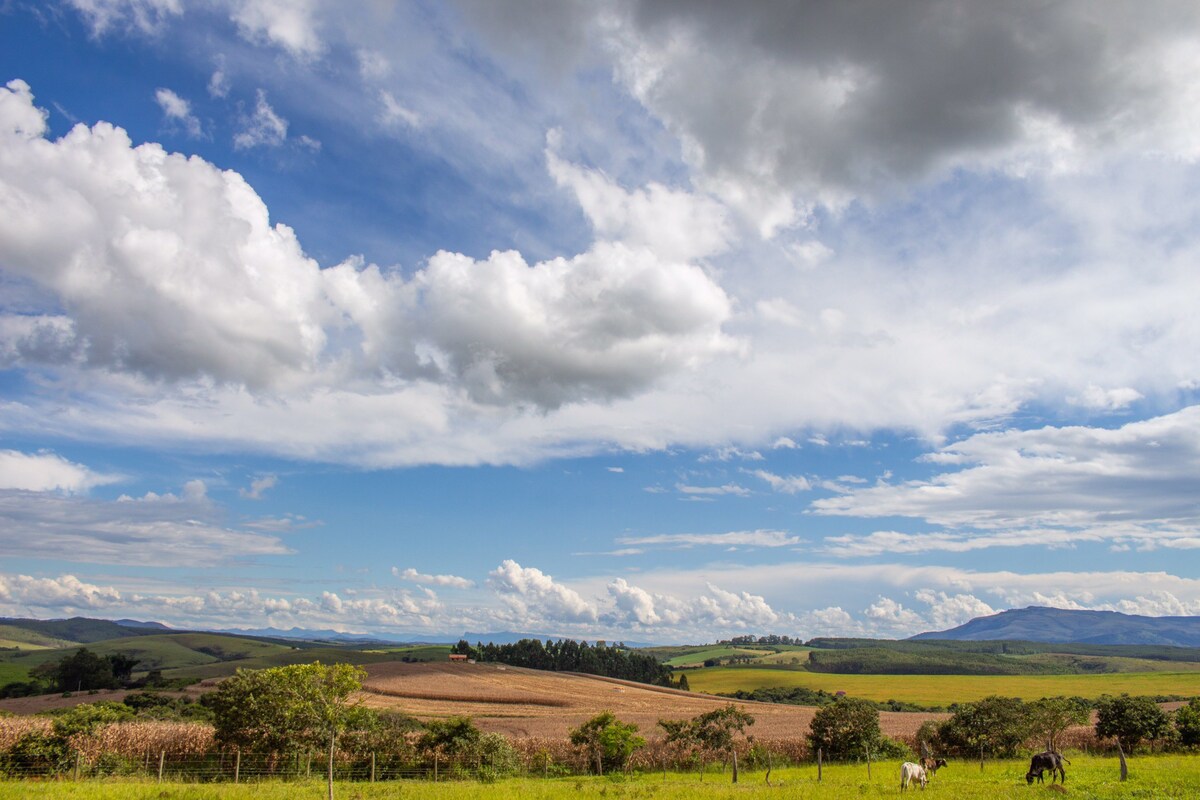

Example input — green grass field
[162,646,403,681]
[686,666,1200,704]
[2,754,1198,798]
[1015,652,1200,673]
[368,644,453,660]
[662,646,776,667]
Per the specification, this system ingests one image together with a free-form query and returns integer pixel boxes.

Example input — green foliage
[121,691,212,721]
[1096,694,1174,753]
[473,732,521,780]
[569,712,645,775]
[340,709,420,759]
[915,719,942,754]
[1175,699,1200,747]
[415,716,518,780]
[937,695,1030,757]
[204,662,366,756]
[873,735,915,760]
[418,716,482,756]
[806,697,881,760]
[689,705,755,755]
[1027,696,1090,750]
[806,646,1060,675]
[469,638,673,686]
[50,702,134,741]
[51,648,116,692]
[0,732,69,776]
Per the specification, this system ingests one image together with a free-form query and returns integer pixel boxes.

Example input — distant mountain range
[213,626,442,644]
[911,606,1200,647]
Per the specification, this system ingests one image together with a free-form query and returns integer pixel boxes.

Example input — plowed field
[359,661,945,741]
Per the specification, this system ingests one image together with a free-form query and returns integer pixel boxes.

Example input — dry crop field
[359,661,945,742]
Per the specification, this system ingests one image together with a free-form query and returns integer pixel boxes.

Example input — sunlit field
[3,754,1199,798]
[687,667,1200,705]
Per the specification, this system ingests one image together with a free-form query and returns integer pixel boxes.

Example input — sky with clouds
[3,0,1200,643]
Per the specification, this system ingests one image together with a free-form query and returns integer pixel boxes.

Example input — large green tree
[937,695,1030,758]
[661,704,755,783]
[1027,696,1090,751]
[205,662,365,800]
[1096,695,1173,753]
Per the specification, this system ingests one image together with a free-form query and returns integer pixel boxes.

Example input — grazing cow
[1026,751,1069,784]
[900,761,927,791]
[920,757,947,775]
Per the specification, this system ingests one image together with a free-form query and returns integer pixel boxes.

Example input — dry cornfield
[69,721,215,760]
[0,716,51,750]
[358,661,946,744]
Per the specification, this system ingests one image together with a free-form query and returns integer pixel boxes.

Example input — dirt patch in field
[359,661,947,742]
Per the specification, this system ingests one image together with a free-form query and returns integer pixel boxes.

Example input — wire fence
[0,750,562,783]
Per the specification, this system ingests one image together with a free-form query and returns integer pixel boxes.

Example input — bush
[874,735,914,760]
[419,715,482,758]
[807,697,881,760]
[470,732,521,780]
[0,732,68,777]
[569,712,645,775]
[1175,698,1200,747]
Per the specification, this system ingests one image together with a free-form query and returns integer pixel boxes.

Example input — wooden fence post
[158,751,165,783]
[371,751,376,783]
[866,746,871,779]
[74,751,81,781]
[234,750,240,784]
[434,753,439,781]
[817,747,822,782]
[1118,741,1128,782]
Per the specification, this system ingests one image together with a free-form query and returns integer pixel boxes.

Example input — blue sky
[3,1,1200,642]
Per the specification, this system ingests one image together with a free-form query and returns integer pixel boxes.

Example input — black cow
[1026,751,1069,784]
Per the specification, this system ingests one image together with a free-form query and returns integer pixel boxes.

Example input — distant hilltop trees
[454,638,676,687]
[720,634,801,646]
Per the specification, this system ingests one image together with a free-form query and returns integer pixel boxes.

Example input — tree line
[452,638,676,686]
[0,647,153,698]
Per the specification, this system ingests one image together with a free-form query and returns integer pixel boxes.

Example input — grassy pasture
[0,662,30,685]
[754,649,813,665]
[662,646,775,667]
[1015,652,1200,673]
[0,633,296,679]
[0,625,78,650]
[368,644,453,660]
[2,754,1199,798]
[163,646,402,681]
[686,665,1200,704]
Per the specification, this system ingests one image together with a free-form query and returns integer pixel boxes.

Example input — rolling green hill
[0,632,314,685]
[0,624,79,650]
[0,617,168,644]
[162,646,406,681]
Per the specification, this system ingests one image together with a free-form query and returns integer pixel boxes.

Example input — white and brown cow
[901,761,928,791]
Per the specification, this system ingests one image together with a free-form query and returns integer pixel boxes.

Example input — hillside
[0,617,170,644]
[911,606,1200,646]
